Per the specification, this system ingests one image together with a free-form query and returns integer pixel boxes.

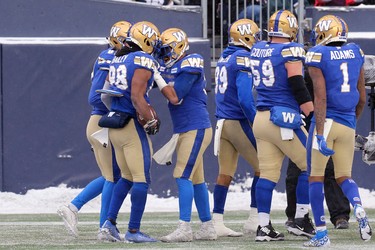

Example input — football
[136,105,158,127]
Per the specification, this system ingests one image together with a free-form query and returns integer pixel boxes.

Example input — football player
[304,15,371,247]
[212,18,260,237]
[99,21,161,243]
[57,20,131,239]
[249,10,315,241]
[153,28,217,242]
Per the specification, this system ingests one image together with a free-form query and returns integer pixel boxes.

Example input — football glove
[144,118,160,135]
[355,134,368,151]
[316,134,335,156]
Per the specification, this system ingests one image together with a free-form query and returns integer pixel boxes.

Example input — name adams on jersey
[306,48,357,63]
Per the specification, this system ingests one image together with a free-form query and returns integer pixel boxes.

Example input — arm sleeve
[236,70,256,123]
[173,71,200,100]
[288,75,312,105]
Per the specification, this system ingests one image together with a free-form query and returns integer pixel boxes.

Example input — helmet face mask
[158,28,189,68]
[126,21,160,54]
[229,18,260,50]
[313,15,348,46]
[107,21,132,50]
[268,10,298,41]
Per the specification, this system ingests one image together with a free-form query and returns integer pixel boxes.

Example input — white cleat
[212,213,243,237]
[243,211,258,234]
[57,205,78,237]
[97,229,107,241]
[194,220,218,240]
[161,220,193,242]
[354,204,372,241]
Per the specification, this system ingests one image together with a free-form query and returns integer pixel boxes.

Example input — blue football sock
[250,175,259,208]
[340,178,362,207]
[107,178,133,222]
[296,171,309,205]
[256,178,276,214]
[129,182,148,230]
[99,180,115,227]
[194,183,211,222]
[309,181,325,226]
[71,176,105,210]
[176,178,193,222]
[213,184,228,214]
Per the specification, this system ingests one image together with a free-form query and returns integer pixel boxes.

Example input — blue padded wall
[0,0,202,37]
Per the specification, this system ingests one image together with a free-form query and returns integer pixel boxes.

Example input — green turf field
[1,210,374,249]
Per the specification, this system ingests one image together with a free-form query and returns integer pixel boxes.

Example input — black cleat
[255,222,284,242]
[335,218,349,229]
[287,213,316,238]
[284,217,294,228]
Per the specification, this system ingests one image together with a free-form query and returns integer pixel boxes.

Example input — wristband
[154,72,168,91]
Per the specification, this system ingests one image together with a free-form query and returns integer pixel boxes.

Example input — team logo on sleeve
[236,56,251,67]
[305,51,322,63]
[134,56,154,69]
[181,57,204,68]
[281,47,305,58]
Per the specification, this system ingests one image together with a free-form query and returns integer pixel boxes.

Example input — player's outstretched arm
[356,67,366,120]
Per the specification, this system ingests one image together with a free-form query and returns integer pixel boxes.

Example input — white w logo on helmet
[142,24,157,38]
[237,24,252,35]
[317,20,332,31]
[286,16,298,28]
[110,26,121,37]
[172,31,186,42]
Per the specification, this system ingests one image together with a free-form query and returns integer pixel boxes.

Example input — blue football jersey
[306,43,364,129]
[250,41,305,111]
[215,46,256,122]
[89,48,116,115]
[108,51,156,116]
[159,53,211,133]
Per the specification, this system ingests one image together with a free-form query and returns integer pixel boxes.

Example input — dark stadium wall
[0,0,202,37]
[1,44,103,193]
